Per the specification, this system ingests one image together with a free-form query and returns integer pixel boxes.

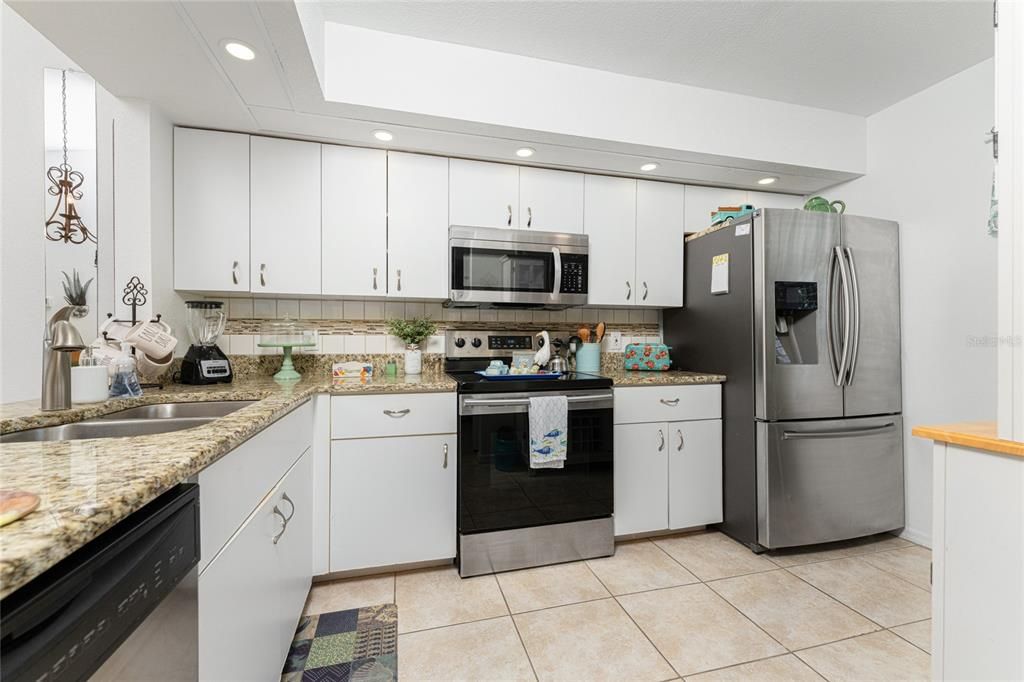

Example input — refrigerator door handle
[826,248,841,384]
[834,246,853,387]
[843,246,861,386]
[782,422,896,440]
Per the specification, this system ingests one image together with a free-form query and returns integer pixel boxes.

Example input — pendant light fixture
[45,70,96,245]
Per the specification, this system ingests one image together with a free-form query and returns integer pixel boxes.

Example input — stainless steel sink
[1,400,257,444]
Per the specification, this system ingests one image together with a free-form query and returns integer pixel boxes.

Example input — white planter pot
[404,347,422,375]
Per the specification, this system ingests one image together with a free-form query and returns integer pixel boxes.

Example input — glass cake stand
[258,319,317,381]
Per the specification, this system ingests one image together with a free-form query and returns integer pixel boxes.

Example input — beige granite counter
[0,371,454,598]
[600,368,727,386]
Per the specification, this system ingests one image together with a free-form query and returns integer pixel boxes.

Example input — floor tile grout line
[885,620,932,656]
[858,551,934,593]
[699,580,793,655]
[779,564,890,632]
[494,569,541,682]
[682,652,826,681]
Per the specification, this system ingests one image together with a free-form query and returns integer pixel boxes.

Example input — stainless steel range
[445,330,614,577]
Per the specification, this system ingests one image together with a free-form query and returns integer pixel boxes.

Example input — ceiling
[319,0,993,116]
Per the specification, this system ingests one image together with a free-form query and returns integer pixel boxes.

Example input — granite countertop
[600,368,727,386]
[913,421,1024,459]
[0,370,455,598]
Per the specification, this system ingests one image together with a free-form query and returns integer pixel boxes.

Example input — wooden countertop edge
[912,421,1024,459]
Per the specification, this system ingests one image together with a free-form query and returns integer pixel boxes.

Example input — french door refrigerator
[664,209,904,551]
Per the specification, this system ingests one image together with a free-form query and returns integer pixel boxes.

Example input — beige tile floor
[303,531,932,681]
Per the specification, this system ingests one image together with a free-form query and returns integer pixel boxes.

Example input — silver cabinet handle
[626,281,632,300]
[443,442,448,469]
[383,409,410,418]
[657,429,665,452]
[659,398,680,406]
[844,247,861,386]
[397,269,402,292]
[527,206,533,228]
[677,429,684,451]
[272,505,287,544]
[232,260,239,285]
[642,281,649,301]
[259,263,266,287]
[373,267,378,291]
[507,204,513,227]
[281,492,295,522]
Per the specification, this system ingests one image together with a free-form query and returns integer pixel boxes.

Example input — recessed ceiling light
[640,162,659,172]
[515,147,535,158]
[757,176,778,185]
[373,130,394,142]
[223,40,256,61]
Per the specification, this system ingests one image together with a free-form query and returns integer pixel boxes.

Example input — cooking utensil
[579,327,591,343]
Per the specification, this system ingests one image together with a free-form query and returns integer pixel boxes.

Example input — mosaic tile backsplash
[219,298,662,356]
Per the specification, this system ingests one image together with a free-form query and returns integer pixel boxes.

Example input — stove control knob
[471,337,483,348]
[454,337,466,348]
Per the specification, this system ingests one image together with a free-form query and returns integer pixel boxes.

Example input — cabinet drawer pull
[373,267,378,291]
[657,429,665,452]
[272,505,288,544]
[443,442,449,469]
[383,409,410,418]
[626,281,632,301]
[677,429,684,451]
[643,281,649,301]
[259,263,266,287]
[232,261,239,285]
[507,204,513,227]
[397,269,402,292]
[527,206,533,228]
[281,492,295,522]
[659,398,680,406]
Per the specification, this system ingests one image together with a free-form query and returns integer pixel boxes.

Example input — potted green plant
[386,317,437,375]
[61,269,94,318]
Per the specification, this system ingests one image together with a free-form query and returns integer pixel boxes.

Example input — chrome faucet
[41,306,87,411]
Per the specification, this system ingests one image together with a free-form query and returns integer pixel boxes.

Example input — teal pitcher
[804,196,846,214]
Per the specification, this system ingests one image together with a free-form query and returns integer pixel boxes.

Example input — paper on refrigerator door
[711,253,730,295]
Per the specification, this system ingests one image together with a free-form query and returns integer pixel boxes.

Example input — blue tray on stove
[474,371,563,381]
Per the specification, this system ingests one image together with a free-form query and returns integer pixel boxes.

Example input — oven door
[458,390,614,535]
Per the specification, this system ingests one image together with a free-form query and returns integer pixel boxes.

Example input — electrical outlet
[609,331,623,352]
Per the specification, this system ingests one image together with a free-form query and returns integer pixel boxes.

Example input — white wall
[826,59,997,547]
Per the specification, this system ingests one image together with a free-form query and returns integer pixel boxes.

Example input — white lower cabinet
[330,434,456,572]
[613,386,722,537]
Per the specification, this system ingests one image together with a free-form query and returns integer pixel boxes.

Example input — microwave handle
[552,247,562,295]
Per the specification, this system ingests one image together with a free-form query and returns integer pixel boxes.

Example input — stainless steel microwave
[447,226,589,309]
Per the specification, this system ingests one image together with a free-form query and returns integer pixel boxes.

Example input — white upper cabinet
[250,137,321,296]
[387,152,449,299]
[518,167,584,233]
[584,174,637,306]
[321,146,387,297]
[449,159,519,229]
[683,185,748,234]
[746,190,805,210]
[635,180,685,308]
[173,128,250,293]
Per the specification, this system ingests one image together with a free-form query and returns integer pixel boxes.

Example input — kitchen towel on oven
[529,395,568,469]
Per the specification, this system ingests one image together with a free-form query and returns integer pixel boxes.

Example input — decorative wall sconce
[45,70,96,245]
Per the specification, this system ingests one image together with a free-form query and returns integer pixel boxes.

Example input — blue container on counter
[575,342,601,374]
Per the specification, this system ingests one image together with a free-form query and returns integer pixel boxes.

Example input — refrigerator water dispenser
[774,281,818,365]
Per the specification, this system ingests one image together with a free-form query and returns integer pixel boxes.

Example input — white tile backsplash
[459,308,479,322]
[644,309,659,324]
[322,335,345,354]
[228,298,254,319]
[442,307,461,321]
[425,302,444,319]
[277,300,300,319]
[479,309,498,322]
[629,309,646,324]
[343,300,365,320]
[322,300,344,320]
[253,299,277,319]
[299,300,322,320]
[498,310,516,322]
[363,301,385,320]
[386,335,405,353]
[404,301,425,318]
[425,335,445,353]
[564,308,582,323]
[343,334,366,353]
[364,335,385,353]
[384,301,404,320]
[612,308,631,324]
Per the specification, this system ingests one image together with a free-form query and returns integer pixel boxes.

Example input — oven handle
[462,394,611,407]
[552,247,562,296]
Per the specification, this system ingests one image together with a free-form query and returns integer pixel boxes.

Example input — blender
[180,300,232,384]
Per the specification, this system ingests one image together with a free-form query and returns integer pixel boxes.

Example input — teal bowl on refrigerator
[575,342,601,374]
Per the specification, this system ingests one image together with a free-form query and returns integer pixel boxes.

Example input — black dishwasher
[0,483,200,682]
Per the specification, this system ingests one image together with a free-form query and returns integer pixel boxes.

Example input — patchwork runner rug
[281,603,397,681]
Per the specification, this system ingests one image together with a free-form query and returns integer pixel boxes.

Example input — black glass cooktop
[446,368,612,394]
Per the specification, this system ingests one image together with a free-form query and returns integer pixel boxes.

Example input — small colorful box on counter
[624,343,672,371]
[332,361,373,380]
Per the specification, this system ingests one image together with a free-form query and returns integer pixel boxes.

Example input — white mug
[125,320,178,358]
[99,316,133,341]
[137,351,174,381]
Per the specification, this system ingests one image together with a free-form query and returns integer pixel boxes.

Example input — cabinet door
[330,434,456,571]
[449,159,519,229]
[614,423,669,535]
[388,152,449,298]
[322,145,386,296]
[275,449,313,664]
[668,419,723,529]
[584,174,637,306]
[173,128,249,292]
[518,167,584,232]
[683,186,748,234]
[635,180,684,307]
[251,137,321,295]
[746,190,805,210]
[199,489,282,681]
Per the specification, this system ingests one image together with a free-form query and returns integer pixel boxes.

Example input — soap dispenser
[109,342,143,398]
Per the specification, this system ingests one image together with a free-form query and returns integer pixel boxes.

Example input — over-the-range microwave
[447,226,589,309]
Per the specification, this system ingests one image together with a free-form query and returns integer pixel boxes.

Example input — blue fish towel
[529,395,568,469]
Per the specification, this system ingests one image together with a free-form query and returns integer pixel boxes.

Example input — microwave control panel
[559,254,589,294]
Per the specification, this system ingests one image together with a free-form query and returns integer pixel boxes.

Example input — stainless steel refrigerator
[664,209,904,551]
